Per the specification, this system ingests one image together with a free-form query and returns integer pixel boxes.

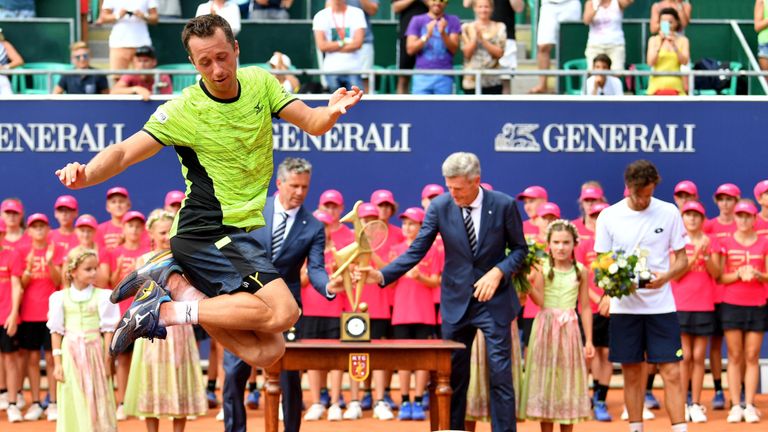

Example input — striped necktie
[463,206,477,255]
[271,212,288,257]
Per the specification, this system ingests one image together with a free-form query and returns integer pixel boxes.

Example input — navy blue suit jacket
[250,197,330,305]
[380,189,527,326]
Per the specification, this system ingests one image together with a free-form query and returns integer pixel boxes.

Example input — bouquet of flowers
[512,239,548,294]
[592,250,639,299]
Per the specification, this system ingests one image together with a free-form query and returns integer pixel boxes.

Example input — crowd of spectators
[0,0,767,96]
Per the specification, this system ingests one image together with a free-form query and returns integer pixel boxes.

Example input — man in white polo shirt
[594,160,689,432]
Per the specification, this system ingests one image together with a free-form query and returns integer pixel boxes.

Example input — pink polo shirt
[704,218,737,304]
[671,237,717,312]
[301,251,346,318]
[18,243,66,322]
[2,234,31,254]
[108,244,150,314]
[718,236,768,306]
[523,220,539,239]
[96,220,151,252]
[756,214,768,239]
[48,229,79,253]
[390,241,441,325]
[0,249,23,323]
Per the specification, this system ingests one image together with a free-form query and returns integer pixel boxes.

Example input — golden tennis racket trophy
[332,201,388,342]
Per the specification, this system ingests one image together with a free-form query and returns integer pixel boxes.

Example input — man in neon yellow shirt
[55,14,360,368]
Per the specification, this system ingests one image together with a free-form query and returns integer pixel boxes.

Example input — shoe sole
[110,282,169,356]
[110,250,180,304]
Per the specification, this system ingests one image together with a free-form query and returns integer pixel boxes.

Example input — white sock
[671,423,688,432]
[629,421,644,432]
[159,300,199,326]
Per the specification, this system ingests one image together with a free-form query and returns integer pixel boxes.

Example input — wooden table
[264,339,465,432]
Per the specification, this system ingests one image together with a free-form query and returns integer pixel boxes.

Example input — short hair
[624,160,661,189]
[442,152,481,179]
[277,157,313,181]
[70,41,88,52]
[181,14,236,56]
[659,7,681,26]
[593,54,612,69]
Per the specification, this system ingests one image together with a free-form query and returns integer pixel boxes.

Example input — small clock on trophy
[331,201,388,342]
[635,248,652,288]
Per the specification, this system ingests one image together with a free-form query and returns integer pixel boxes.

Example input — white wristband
[52,348,63,357]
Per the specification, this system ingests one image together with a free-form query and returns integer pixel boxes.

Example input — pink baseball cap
[516,186,548,201]
[674,180,698,197]
[0,220,6,232]
[26,213,50,226]
[536,202,561,218]
[107,186,129,199]
[319,189,344,206]
[1,199,23,214]
[121,210,146,224]
[753,180,768,201]
[370,189,396,206]
[164,190,186,207]
[714,183,741,199]
[312,210,333,225]
[734,201,758,215]
[681,201,706,216]
[579,186,604,201]
[421,184,445,199]
[357,203,379,218]
[54,195,78,211]
[75,214,98,230]
[481,182,494,191]
[588,202,610,216]
[399,207,426,223]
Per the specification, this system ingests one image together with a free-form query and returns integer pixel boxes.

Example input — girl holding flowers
[47,246,119,432]
[520,220,594,431]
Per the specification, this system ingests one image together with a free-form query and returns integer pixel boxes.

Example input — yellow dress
[646,45,685,95]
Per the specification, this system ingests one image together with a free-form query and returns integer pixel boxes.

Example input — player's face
[150,219,172,250]
[277,172,311,210]
[682,211,703,232]
[123,219,144,243]
[674,192,695,209]
[54,207,77,228]
[106,195,130,218]
[548,230,575,262]
[188,28,240,99]
[627,183,655,211]
[445,175,481,207]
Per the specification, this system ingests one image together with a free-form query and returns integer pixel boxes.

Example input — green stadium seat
[453,64,464,95]
[632,63,651,95]
[17,62,74,94]
[158,63,198,94]
[563,58,587,95]
[721,61,742,95]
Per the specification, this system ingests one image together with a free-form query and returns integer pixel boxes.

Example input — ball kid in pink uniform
[516,186,548,239]
[48,195,80,253]
[0,199,30,253]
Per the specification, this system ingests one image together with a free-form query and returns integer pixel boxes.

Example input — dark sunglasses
[73,53,89,60]
[432,0,448,3]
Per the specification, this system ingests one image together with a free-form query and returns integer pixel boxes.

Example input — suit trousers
[442,299,517,432]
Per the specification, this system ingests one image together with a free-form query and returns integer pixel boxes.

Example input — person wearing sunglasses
[405,0,461,94]
[53,41,110,95]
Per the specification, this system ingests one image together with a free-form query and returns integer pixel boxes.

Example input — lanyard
[331,8,346,41]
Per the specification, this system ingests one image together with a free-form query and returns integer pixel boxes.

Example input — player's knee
[269,296,300,333]
[243,338,285,368]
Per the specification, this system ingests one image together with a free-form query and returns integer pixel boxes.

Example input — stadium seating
[562,58,587,95]
[16,62,74,94]
[158,63,198,94]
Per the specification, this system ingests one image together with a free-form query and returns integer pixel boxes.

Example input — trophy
[332,201,388,342]
[635,248,652,288]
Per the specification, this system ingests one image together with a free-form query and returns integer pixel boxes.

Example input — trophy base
[341,312,370,342]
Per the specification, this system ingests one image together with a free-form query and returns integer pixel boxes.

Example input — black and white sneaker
[110,280,170,356]
[110,249,182,304]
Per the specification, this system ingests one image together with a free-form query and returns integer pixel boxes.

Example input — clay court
[2,389,766,431]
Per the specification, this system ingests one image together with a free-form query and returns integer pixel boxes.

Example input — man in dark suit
[223,157,340,432]
[365,152,527,432]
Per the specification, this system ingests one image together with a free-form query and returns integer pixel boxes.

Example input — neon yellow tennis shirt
[143,66,296,236]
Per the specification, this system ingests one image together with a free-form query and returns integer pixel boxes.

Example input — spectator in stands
[110,45,172,100]
[393,0,428,94]
[406,0,461,95]
[157,0,182,19]
[313,0,367,91]
[650,0,691,35]
[347,0,379,93]
[196,0,242,36]
[583,0,633,72]
[461,0,506,94]
[464,0,524,94]
[236,0,250,18]
[268,51,300,93]
[530,0,581,94]
[0,0,34,18]
[54,42,110,95]
[755,0,768,70]
[251,0,292,19]
[582,53,623,95]
[646,7,689,95]
[0,28,24,95]
[99,0,159,75]
[80,0,91,42]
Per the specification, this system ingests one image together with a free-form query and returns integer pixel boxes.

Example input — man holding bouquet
[593,160,689,432]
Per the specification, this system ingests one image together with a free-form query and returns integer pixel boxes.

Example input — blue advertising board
[0,96,765,222]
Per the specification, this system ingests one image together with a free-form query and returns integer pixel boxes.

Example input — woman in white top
[195,0,242,36]
[99,0,159,74]
[583,0,633,71]
[0,29,24,95]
